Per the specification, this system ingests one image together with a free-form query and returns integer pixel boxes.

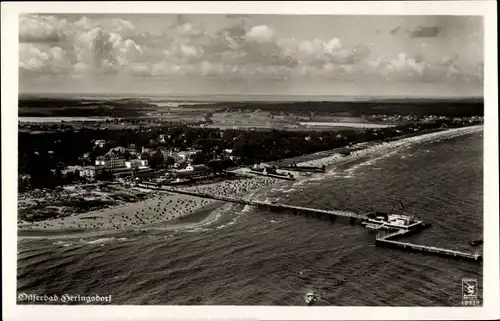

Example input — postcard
[2,1,498,320]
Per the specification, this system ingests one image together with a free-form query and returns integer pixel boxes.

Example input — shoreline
[17,125,482,239]
[17,175,283,237]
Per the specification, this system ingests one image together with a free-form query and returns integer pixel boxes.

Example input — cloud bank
[409,25,441,38]
[19,14,483,89]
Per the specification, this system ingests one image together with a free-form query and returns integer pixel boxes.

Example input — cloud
[439,55,458,67]
[409,26,440,38]
[74,27,119,73]
[19,14,148,75]
[389,26,401,35]
[19,14,71,43]
[246,25,276,43]
[388,53,425,75]
[363,52,482,83]
[287,37,368,68]
[107,19,135,34]
[74,16,94,31]
[19,43,72,74]
[18,14,481,85]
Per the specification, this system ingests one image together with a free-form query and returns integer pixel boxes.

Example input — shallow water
[17,130,483,306]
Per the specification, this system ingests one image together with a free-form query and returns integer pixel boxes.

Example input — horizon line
[18,92,484,99]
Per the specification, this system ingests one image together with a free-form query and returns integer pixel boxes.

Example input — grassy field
[206,111,395,130]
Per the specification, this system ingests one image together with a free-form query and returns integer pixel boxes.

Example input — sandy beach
[17,175,283,234]
[295,125,483,168]
[17,125,482,236]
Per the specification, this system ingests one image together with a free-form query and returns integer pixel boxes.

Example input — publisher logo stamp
[462,278,477,298]
[461,278,480,306]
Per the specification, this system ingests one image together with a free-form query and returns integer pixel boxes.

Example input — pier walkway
[138,183,364,221]
[277,166,325,173]
[247,171,296,181]
[138,182,481,263]
[376,229,482,262]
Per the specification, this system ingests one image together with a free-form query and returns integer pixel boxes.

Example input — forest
[18,97,157,117]
[217,99,484,117]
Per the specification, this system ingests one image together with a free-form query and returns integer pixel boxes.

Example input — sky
[18,13,484,97]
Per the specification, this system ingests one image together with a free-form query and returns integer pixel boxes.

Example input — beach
[17,125,482,236]
[17,176,282,234]
[295,125,482,168]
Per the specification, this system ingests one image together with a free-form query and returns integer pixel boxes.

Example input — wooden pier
[138,182,482,263]
[376,228,482,262]
[138,183,364,222]
[247,170,296,181]
[277,165,325,173]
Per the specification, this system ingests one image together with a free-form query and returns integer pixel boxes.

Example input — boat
[304,292,317,305]
[470,238,483,246]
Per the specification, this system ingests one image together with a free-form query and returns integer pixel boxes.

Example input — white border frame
[2,2,498,320]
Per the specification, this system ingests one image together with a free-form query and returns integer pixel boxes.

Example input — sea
[17,130,483,306]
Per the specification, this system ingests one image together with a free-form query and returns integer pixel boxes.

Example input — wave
[51,236,129,247]
[52,240,73,247]
[241,205,256,213]
[216,220,236,229]
[292,180,307,187]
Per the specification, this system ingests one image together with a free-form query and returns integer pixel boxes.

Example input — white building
[158,147,173,159]
[125,159,149,169]
[141,147,152,154]
[95,154,126,169]
[94,140,107,148]
[173,164,210,176]
[109,146,128,153]
[176,150,198,161]
[79,166,103,179]
[62,165,83,175]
